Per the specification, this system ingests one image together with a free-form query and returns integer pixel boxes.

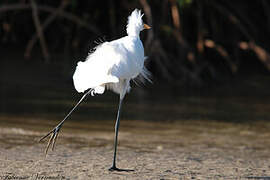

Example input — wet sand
[1,115,270,179]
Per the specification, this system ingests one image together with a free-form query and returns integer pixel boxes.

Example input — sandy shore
[1,144,270,180]
[1,117,270,179]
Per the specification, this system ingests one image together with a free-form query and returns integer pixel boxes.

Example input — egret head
[126,9,151,37]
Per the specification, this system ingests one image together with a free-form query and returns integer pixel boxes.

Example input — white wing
[73,42,120,93]
[73,36,145,93]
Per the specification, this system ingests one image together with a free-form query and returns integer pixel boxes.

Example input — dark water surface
[0,71,270,150]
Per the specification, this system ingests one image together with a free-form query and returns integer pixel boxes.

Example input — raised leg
[39,89,92,155]
[109,97,123,171]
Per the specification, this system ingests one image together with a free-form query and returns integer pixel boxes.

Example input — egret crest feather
[126,9,144,36]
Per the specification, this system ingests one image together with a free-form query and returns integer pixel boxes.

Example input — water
[0,74,270,150]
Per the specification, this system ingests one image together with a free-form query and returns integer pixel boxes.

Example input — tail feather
[133,56,152,85]
[132,66,152,86]
[140,66,152,83]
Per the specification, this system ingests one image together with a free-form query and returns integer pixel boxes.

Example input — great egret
[39,9,151,171]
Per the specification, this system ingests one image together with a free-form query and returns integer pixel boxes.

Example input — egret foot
[39,123,63,155]
[108,166,134,172]
[38,89,92,156]
[109,166,121,171]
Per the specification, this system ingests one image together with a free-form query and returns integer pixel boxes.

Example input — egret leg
[39,89,92,156]
[109,97,124,171]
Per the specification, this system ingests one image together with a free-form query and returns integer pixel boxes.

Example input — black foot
[109,166,121,171]
[108,166,134,172]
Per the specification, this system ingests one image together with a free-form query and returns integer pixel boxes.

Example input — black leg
[109,97,123,171]
[39,89,92,155]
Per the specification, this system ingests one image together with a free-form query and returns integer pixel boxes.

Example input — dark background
[0,0,269,120]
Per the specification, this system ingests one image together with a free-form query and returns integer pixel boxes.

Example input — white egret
[39,9,151,171]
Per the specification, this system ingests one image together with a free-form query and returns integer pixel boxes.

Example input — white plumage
[39,9,151,171]
[73,9,150,99]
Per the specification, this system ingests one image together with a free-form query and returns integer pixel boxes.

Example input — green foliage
[177,0,193,8]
